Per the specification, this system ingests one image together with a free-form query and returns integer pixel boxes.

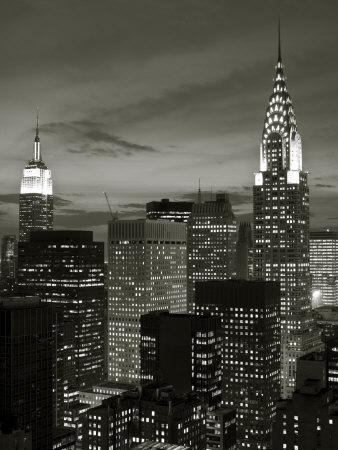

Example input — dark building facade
[0,235,17,296]
[195,280,280,449]
[146,199,193,223]
[82,384,206,450]
[17,230,105,425]
[0,297,55,450]
[187,193,237,311]
[140,311,222,409]
[19,117,53,242]
[235,222,252,280]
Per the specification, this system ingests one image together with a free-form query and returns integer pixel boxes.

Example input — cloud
[313,183,335,188]
[118,202,146,209]
[0,194,18,204]
[41,121,157,157]
[54,195,73,207]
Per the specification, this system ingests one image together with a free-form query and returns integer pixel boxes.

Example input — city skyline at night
[0,2,338,244]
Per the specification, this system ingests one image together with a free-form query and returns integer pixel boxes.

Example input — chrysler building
[253,26,322,398]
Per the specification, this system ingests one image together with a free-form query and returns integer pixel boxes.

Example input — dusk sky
[1,0,338,244]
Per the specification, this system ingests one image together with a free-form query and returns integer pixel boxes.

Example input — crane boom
[103,192,114,220]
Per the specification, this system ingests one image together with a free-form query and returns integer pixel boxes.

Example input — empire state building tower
[19,115,53,241]
[253,28,322,398]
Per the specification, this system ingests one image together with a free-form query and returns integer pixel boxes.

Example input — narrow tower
[19,113,53,241]
[253,26,322,398]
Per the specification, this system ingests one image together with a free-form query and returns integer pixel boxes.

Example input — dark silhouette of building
[272,352,338,449]
[0,297,55,449]
[146,198,193,223]
[195,280,280,449]
[312,305,338,340]
[0,235,17,296]
[206,407,236,450]
[17,230,105,427]
[19,115,53,241]
[187,193,237,311]
[235,222,252,280]
[140,311,222,408]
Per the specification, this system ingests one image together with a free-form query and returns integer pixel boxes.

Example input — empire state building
[253,28,322,398]
[19,115,53,241]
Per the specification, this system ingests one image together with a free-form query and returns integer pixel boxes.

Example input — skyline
[1,1,338,243]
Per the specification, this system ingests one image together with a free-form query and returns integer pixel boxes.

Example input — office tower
[310,230,338,307]
[19,115,53,241]
[0,297,55,450]
[272,356,338,450]
[187,193,237,311]
[252,28,322,399]
[108,219,186,383]
[235,222,253,280]
[146,198,194,223]
[195,280,280,449]
[140,311,222,408]
[327,337,338,394]
[52,427,77,450]
[17,230,105,424]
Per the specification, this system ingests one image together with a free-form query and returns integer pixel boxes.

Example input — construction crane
[103,192,117,221]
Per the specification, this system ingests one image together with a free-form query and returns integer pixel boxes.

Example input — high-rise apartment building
[310,230,338,307]
[235,222,253,280]
[252,28,322,398]
[17,230,105,424]
[146,198,193,223]
[19,116,53,241]
[140,311,222,407]
[108,219,186,383]
[0,297,55,450]
[187,193,237,311]
[195,280,280,449]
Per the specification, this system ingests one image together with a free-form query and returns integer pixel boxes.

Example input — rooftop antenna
[197,178,202,204]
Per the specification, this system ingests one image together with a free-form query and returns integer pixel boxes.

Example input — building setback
[310,230,338,307]
[187,193,237,312]
[108,220,186,383]
[19,115,53,241]
[17,230,105,427]
[195,280,280,449]
[146,198,193,223]
[0,297,55,450]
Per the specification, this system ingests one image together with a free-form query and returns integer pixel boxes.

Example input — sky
[1,0,338,244]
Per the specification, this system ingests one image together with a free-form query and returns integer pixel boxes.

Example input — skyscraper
[310,230,338,307]
[17,230,105,425]
[140,311,223,408]
[0,297,55,450]
[19,115,53,241]
[195,280,280,449]
[252,27,322,398]
[187,193,237,311]
[146,198,194,223]
[108,219,186,383]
